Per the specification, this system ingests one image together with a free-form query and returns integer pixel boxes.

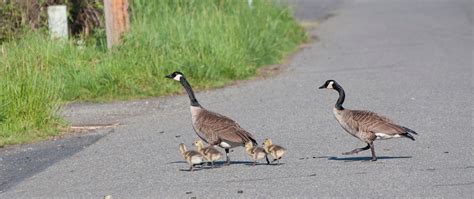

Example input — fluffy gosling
[244,142,267,166]
[179,143,203,171]
[194,139,222,168]
[263,138,287,164]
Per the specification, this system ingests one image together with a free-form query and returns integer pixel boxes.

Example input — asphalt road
[1,0,473,198]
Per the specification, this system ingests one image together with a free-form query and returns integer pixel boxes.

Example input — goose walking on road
[319,80,417,161]
[166,71,257,165]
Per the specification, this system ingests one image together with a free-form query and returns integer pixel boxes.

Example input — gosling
[179,143,203,171]
[263,138,287,164]
[194,139,222,168]
[244,142,267,166]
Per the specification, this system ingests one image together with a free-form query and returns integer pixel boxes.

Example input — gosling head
[245,141,254,150]
[263,138,273,147]
[165,71,184,81]
[318,80,338,90]
[193,139,205,149]
[178,143,187,154]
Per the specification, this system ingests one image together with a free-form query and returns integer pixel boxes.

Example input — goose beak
[318,85,326,89]
[165,74,173,79]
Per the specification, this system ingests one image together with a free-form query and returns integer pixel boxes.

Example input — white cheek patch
[173,74,182,81]
[327,81,334,89]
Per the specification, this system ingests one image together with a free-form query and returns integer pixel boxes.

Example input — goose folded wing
[195,110,255,145]
[370,120,406,135]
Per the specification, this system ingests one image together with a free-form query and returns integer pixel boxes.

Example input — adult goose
[319,80,417,161]
[166,71,257,165]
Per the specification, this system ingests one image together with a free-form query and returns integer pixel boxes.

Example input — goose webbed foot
[342,144,371,155]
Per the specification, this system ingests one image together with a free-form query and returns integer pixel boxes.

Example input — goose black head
[319,80,338,89]
[165,71,184,81]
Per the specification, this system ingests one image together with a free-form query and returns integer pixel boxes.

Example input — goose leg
[342,144,370,155]
[225,148,230,165]
[369,143,377,161]
[189,165,194,172]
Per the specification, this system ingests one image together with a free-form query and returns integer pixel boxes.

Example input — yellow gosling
[194,139,222,168]
[179,143,203,171]
[263,138,287,164]
[244,142,267,166]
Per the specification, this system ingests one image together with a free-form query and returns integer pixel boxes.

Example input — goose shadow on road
[324,156,412,162]
[168,160,283,170]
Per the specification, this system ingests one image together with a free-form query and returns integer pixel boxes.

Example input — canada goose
[244,141,267,166]
[194,139,222,168]
[179,143,203,171]
[319,80,418,161]
[262,138,287,164]
[166,71,257,165]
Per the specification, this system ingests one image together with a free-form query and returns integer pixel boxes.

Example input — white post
[47,5,68,39]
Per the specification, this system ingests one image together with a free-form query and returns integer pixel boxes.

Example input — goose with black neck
[319,80,418,161]
[165,71,257,165]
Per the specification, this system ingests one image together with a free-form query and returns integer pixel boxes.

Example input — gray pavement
[1,0,473,198]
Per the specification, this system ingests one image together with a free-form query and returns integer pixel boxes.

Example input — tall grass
[0,0,307,146]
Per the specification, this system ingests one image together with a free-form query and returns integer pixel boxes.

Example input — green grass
[0,0,307,146]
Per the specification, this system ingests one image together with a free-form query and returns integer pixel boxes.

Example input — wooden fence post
[104,0,130,49]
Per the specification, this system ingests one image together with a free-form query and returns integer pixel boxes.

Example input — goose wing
[349,110,406,135]
[194,109,257,145]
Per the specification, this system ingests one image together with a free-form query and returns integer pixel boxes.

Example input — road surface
[1,0,472,198]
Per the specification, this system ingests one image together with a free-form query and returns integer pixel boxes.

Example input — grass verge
[0,0,307,146]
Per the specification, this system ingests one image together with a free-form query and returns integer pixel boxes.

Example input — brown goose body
[334,108,415,143]
[191,106,257,149]
[166,71,257,165]
[319,80,417,161]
